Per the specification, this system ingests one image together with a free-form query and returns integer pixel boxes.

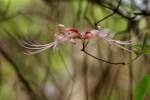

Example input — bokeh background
[0,0,150,100]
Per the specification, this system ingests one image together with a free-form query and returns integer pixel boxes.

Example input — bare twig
[94,0,137,23]
[95,0,123,27]
[81,40,125,65]
[82,49,125,65]
[95,12,115,28]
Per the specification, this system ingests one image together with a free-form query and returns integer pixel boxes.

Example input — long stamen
[103,38,133,53]
[24,46,52,55]
[22,42,54,50]
[111,42,133,53]
[21,41,57,54]
[109,39,132,45]
[20,43,49,50]
[22,40,53,47]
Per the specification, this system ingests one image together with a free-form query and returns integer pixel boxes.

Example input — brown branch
[82,49,125,65]
[95,0,125,27]
[94,0,136,23]
[95,12,115,28]
[81,41,125,65]
[134,11,150,16]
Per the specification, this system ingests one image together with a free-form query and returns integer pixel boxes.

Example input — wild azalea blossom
[22,24,132,54]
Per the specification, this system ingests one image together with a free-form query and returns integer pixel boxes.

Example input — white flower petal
[91,29,109,38]
[58,24,65,28]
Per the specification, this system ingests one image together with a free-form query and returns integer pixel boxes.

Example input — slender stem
[82,49,125,65]
[95,0,122,27]
[81,40,125,65]
[95,12,115,27]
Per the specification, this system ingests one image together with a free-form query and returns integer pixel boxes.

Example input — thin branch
[95,12,115,27]
[95,0,122,27]
[81,40,126,65]
[134,11,150,16]
[116,0,122,9]
[82,49,125,65]
[95,0,136,24]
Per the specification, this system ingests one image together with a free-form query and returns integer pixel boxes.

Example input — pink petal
[83,31,93,39]
[57,24,81,39]
[67,28,80,35]
[91,29,108,38]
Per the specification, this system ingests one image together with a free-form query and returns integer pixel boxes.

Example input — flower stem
[81,40,126,65]
[82,49,126,65]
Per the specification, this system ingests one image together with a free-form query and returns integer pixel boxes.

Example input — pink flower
[22,24,132,54]
[83,31,93,39]
[90,29,132,52]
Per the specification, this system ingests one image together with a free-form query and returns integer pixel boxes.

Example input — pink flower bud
[83,31,93,39]
[67,28,81,39]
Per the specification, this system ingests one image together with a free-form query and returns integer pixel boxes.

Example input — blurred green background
[0,0,150,100]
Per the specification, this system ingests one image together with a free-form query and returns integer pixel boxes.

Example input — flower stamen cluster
[21,24,132,55]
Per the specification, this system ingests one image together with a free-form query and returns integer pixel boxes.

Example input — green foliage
[132,32,150,55]
[0,61,16,100]
[0,0,149,100]
[0,84,16,100]
[134,75,150,100]
[141,33,147,50]
[0,0,30,15]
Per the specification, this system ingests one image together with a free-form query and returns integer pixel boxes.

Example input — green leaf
[143,50,150,55]
[134,75,150,100]
[141,32,148,52]
[132,32,150,55]
[132,44,150,49]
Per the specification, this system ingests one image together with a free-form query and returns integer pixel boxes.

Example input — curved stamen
[22,40,54,47]
[24,44,55,54]
[20,42,54,50]
[103,38,133,53]
[21,41,57,54]
[111,42,133,53]
[106,39,132,45]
